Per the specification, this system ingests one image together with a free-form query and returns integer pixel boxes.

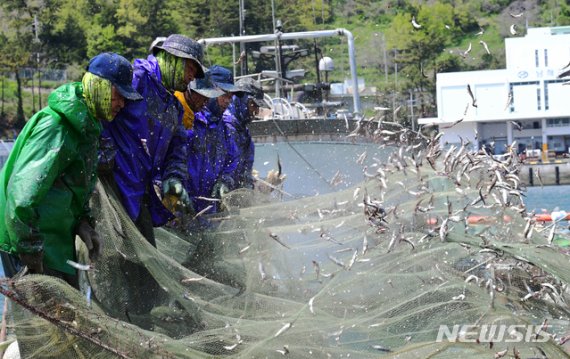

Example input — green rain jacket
[0,82,101,274]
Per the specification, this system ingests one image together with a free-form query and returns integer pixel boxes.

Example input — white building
[419,26,570,155]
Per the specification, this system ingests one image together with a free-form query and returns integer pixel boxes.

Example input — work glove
[76,219,102,261]
[211,181,229,199]
[19,251,44,274]
[163,178,192,209]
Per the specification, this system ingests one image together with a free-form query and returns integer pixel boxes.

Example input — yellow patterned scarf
[82,72,113,121]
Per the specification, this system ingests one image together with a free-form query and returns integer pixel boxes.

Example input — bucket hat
[235,77,269,108]
[87,52,142,101]
[149,36,167,53]
[209,65,241,93]
[153,34,206,78]
[189,71,224,98]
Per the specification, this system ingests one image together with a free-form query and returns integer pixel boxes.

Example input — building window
[510,81,540,113]
[537,88,541,110]
[544,79,567,111]
[547,118,570,127]
[544,83,548,110]
[535,49,539,67]
[544,49,548,67]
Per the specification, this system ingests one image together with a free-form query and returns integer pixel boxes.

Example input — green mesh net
[2,127,570,358]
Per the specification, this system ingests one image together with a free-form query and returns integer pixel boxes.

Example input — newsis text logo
[436,324,550,343]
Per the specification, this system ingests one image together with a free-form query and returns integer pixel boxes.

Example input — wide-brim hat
[87,52,142,101]
[153,34,207,78]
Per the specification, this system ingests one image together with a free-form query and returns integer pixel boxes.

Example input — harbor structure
[419,26,570,158]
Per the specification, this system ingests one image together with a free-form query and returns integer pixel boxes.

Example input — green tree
[86,24,127,59]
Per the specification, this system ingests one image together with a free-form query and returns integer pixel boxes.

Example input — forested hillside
[0,0,568,132]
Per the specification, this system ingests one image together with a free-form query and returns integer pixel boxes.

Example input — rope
[269,117,334,189]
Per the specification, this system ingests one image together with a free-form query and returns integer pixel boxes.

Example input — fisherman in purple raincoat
[224,78,268,190]
[186,66,241,214]
[99,34,206,245]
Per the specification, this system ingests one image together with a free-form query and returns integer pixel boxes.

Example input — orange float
[533,213,570,222]
[425,215,513,225]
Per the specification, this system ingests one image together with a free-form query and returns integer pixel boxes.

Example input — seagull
[445,24,451,30]
[551,207,568,223]
[504,92,513,110]
[558,67,570,79]
[441,118,464,129]
[411,16,422,29]
[509,121,522,131]
[461,42,472,58]
[234,51,246,65]
[479,40,491,55]
[510,24,518,36]
[475,28,484,36]
[467,84,477,108]
[509,12,524,18]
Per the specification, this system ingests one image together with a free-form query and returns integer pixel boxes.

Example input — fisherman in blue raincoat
[99,34,206,245]
[186,66,241,214]
[224,78,268,190]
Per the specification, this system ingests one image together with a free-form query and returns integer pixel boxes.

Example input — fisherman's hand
[76,220,102,261]
[211,182,229,199]
[163,178,193,213]
[163,178,184,198]
[180,188,196,214]
[19,251,44,274]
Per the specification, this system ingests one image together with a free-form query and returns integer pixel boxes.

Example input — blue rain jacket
[224,96,255,189]
[186,99,238,213]
[100,55,187,226]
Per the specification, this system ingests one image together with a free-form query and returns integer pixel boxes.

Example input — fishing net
[2,124,570,358]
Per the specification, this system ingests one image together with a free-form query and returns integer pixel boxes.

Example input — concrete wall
[249,118,366,143]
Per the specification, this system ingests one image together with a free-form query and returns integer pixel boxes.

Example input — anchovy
[536,168,544,188]
[362,236,368,256]
[372,345,391,352]
[274,323,292,338]
[258,262,267,280]
[223,343,239,351]
[269,232,291,249]
[193,205,214,219]
[346,250,358,270]
[308,296,316,314]
[312,260,321,280]
[181,276,205,283]
[66,260,93,271]
[328,255,346,268]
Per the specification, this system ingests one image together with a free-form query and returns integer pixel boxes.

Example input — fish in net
[1,126,570,358]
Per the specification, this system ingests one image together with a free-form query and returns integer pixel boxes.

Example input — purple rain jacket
[186,99,238,213]
[224,96,255,190]
[100,55,187,226]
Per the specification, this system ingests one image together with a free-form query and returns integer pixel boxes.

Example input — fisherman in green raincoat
[0,52,142,287]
